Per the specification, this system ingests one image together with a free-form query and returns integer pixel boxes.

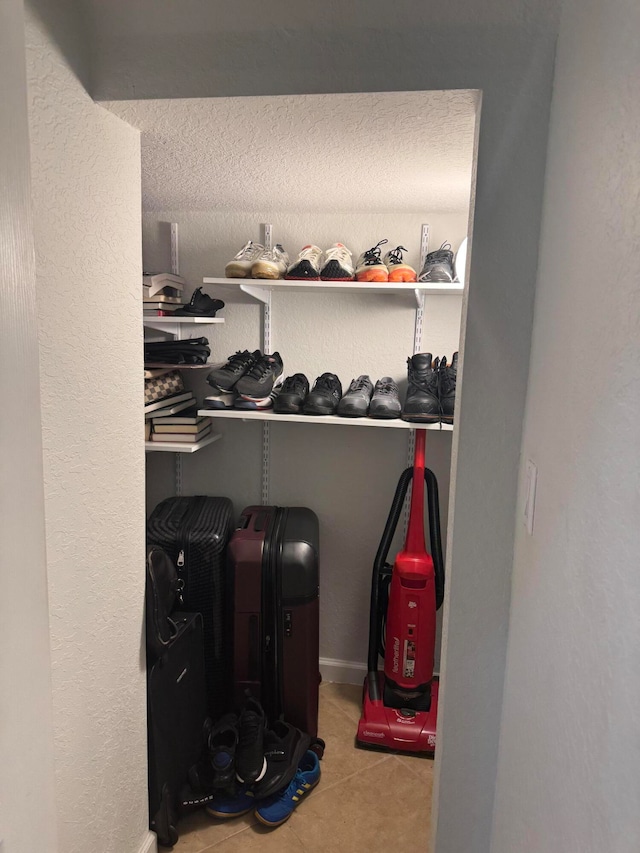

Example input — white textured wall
[25,3,150,852]
[491,1,640,851]
[143,211,466,669]
[0,2,57,851]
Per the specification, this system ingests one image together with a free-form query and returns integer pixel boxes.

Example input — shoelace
[246,355,276,381]
[409,365,438,392]
[323,244,352,265]
[235,241,263,260]
[425,242,453,264]
[296,245,322,262]
[386,245,408,265]
[361,239,388,266]
[273,769,309,805]
[375,380,398,396]
[349,377,370,392]
[315,373,339,392]
[225,350,255,373]
[282,374,306,394]
[239,712,262,750]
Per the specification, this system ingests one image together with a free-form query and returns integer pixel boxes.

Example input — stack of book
[148,410,212,445]
[143,272,186,316]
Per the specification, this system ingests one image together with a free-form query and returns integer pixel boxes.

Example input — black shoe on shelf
[369,377,402,419]
[236,697,268,784]
[273,373,310,414]
[207,349,261,391]
[252,721,312,802]
[337,375,373,418]
[235,352,284,400]
[402,353,440,423]
[439,351,458,424]
[418,242,455,283]
[303,373,343,416]
[174,287,225,317]
[208,713,240,791]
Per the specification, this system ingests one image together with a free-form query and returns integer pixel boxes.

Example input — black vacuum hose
[367,467,413,698]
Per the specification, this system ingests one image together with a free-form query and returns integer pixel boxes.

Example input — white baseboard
[320,656,367,685]
[137,830,157,853]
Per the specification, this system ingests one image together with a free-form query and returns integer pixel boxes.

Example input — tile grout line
[303,753,393,799]
[191,817,259,852]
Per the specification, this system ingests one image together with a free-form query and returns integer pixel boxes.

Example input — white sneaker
[251,244,289,280]
[383,245,417,283]
[319,243,354,281]
[355,240,389,282]
[285,245,323,280]
[225,241,264,278]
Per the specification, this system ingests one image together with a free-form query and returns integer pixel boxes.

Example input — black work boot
[439,351,458,424]
[401,353,440,423]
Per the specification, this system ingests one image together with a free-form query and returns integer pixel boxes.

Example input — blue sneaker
[206,784,255,819]
[254,750,320,827]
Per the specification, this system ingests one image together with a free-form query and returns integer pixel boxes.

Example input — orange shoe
[355,240,389,282]
[384,246,417,282]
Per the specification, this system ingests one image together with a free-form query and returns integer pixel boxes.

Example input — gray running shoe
[418,242,454,282]
[369,377,401,419]
[337,375,373,418]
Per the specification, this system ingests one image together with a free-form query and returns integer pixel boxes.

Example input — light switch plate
[524,459,537,535]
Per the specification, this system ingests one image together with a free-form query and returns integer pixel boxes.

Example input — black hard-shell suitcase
[147,496,233,717]
[229,506,320,736]
[147,612,207,847]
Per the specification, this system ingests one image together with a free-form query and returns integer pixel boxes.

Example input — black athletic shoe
[236,697,267,784]
[252,721,311,802]
[273,373,310,414]
[418,242,455,282]
[235,352,284,400]
[207,350,260,391]
[337,375,373,418]
[208,714,239,791]
[402,353,440,423]
[439,351,458,424]
[303,373,343,416]
[369,377,401,419]
[174,287,225,317]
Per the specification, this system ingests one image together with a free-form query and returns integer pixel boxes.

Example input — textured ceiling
[106,91,477,214]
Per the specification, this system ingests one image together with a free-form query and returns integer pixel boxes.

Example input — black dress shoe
[174,287,225,317]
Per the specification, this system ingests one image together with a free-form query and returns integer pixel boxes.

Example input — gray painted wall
[85,2,561,850]
[491,0,640,850]
[0,2,57,851]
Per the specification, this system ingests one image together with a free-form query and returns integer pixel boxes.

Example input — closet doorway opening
[111,88,480,850]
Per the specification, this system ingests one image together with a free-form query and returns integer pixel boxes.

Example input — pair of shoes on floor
[418,242,455,282]
[207,749,321,828]
[286,244,354,281]
[337,376,401,419]
[225,242,290,280]
[274,373,342,416]
[355,240,417,283]
[402,351,458,423]
[188,697,269,798]
[173,287,225,317]
[205,350,284,410]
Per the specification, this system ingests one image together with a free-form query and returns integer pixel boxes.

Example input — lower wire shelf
[145,432,222,453]
[196,410,453,431]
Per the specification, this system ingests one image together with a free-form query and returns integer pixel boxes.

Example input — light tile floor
[174,682,434,852]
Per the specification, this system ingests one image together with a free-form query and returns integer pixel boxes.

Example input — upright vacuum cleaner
[357,429,444,754]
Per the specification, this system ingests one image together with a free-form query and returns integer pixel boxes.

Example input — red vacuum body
[357,429,444,754]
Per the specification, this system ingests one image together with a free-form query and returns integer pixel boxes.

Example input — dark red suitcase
[229,506,320,737]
